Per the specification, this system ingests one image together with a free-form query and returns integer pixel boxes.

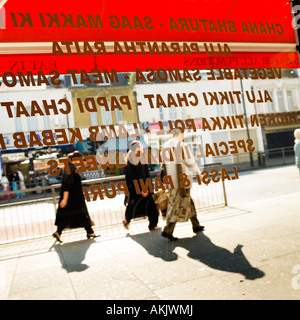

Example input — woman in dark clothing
[52,151,99,243]
[123,141,160,231]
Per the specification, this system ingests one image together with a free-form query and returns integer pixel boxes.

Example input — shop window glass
[286,90,295,111]
[277,91,285,112]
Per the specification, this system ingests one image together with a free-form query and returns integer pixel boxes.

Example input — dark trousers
[163,214,200,235]
[125,194,159,229]
[56,224,94,235]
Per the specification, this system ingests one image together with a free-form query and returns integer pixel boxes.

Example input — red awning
[0,0,298,73]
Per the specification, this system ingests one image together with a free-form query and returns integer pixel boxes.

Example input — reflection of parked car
[45,174,62,185]
[29,174,43,193]
[29,173,62,194]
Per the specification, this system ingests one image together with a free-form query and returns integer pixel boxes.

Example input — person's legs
[85,225,94,234]
[85,225,100,238]
[189,197,205,233]
[163,221,176,235]
[161,189,178,240]
[123,204,134,229]
[53,212,67,242]
[53,225,64,242]
[162,221,178,241]
[190,214,204,232]
[56,226,64,235]
[146,195,160,230]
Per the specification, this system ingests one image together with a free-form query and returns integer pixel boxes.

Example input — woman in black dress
[123,141,160,231]
[52,151,99,243]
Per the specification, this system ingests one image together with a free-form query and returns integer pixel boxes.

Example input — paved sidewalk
[1,166,300,300]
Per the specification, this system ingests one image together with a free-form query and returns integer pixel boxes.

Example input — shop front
[0,144,74,188]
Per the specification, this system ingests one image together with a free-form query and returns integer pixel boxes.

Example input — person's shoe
[52,232,62,243]
[193,226,205,233]
[161,231,178,241]
[87,233,100,239]
[149,226,162,231]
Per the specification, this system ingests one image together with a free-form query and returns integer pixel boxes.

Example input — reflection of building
[69,85,138,148]
[69,85,139,176]
[1,68,299,182]
[0,84,74,184]
[135,70,300,168]
[0,73,140,181]
[70,85,137,128]
[134,76,260,167]
[251,70,300,152]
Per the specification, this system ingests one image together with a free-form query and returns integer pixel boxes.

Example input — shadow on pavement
[130,231,265,280]
[129,231,179,262]
[52,239,95,272]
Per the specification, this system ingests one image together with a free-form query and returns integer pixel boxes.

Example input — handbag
[168,189,197,223]
[174,195,192,222]
[152,189,169,212]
